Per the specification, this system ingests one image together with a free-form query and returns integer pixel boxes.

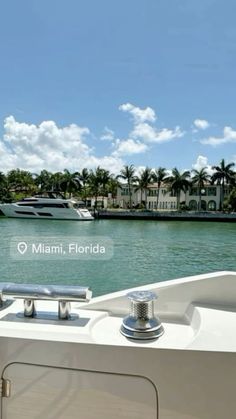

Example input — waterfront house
[116,183,228,211]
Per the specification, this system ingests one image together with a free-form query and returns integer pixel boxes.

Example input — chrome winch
[120,290,164,340]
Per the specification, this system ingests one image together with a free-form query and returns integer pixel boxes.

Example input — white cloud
[112,139,149,156]
[119,103,156,123]
[85,155,124,174]
[0,116,124,174]
[193,119,210,130]
[131,123,184,143]
[201,126,236,146]
[0,103,186,174]
[100,126,115,141]
[192,155,214,175]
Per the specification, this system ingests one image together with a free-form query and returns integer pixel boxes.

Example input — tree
[211,159,235,210]
[191,168,210,211]
[165,168,190,211]
[7,169,36,195]
[117,165,137,209]
[60,169,81,198]
[34,170,53,193]
[88,167,104,208]
[50,172,64,193]
[135,167,153,209]
[152,167,167,210]
[79,168,90,204]
[0,172,11,202]
[225,187,236,212]
[99,168,111,208]
[107,176,121,206]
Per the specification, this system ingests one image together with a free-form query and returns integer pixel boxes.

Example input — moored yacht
[0,271,235,418]
[0,192,94,220]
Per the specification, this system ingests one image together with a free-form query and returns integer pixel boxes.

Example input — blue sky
[0,0,236,174]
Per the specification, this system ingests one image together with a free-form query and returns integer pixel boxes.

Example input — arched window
[208,200,216,211]
[189,200,197,210]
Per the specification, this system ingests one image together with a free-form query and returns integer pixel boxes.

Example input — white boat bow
[0,271,235,418]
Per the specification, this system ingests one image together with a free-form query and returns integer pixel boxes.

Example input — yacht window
[37,212,53,216]
[15,211,36,215]
[18,203,65,208]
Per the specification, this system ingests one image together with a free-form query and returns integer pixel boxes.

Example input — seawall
[96,210,236,222]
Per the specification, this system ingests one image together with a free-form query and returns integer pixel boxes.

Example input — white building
[116,183,230,211]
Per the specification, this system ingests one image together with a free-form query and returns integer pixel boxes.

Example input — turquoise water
[0,218,236,296]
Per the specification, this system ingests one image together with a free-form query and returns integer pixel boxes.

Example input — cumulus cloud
[193,119,210,130]
[0,102,186,174]
[131,123,184,143]
[119,103,156,123]
[119,102,184,145]
[100,126,115,141]
[200,126,236,146]
[0,116,124,173]
[112,139,149,156]
[192,155,214,175]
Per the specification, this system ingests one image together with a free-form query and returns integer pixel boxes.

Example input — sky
[0,0,236,174]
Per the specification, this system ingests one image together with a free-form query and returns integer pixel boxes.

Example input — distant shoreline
[96,210,236,222]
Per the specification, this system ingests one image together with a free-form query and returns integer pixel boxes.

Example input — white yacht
[0,193,94,220]
[0,271,235,418]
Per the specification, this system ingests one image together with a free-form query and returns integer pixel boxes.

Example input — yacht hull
[0,203,94,220]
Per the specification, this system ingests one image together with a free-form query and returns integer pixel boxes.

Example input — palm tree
[0,172,11,202]
[135,167,153,209]
[152,167,167,210]
[117,165,137,209]
[34,170,53,193]
[79,168,90,205]
[0,172,6,193]
[191,168,210,211]
[226,187,236,212]
[107,176,121,207]
[50,172,64,193]
[7,169,36,195]
[99,168,111,208]
[211,159,235,210]
[165,168,190,211]
[88,167,104,209]
[60,169,81,198]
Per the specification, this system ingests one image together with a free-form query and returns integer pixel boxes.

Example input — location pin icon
[17,242,28,255]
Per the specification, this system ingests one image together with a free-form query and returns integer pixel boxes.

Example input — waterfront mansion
[116,183,228,211]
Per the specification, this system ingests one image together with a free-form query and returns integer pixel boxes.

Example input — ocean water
[0,218,235,296]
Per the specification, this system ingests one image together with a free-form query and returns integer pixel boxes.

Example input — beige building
[116,183,229,211]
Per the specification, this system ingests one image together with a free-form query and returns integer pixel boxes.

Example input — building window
[148,189,157,196]
[121,188,129,196]
[207,187,216,196]
[189,187,198,196]
[208,200,216,211]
